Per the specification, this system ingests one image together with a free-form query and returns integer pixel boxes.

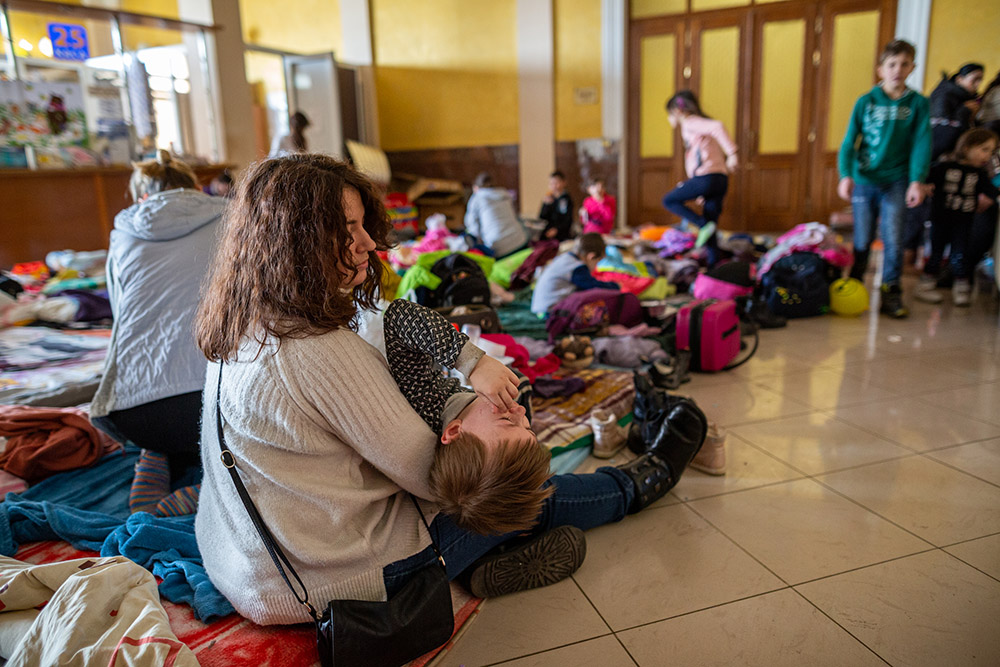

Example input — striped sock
[153,484,201,517]
[129,450,171,514]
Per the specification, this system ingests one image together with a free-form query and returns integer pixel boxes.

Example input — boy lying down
[383,299,552,535]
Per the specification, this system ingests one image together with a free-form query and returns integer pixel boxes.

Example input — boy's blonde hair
[879,39,915,64]
[429,432,553,536]
[128,149,197,202]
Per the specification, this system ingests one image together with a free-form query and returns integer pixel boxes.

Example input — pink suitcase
[676,299,741,372]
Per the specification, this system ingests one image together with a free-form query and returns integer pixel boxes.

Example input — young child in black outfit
[383,299,552,535]
[914,128,999,306]
[539,170,574,241]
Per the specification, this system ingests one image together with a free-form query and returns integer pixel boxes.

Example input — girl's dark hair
[195,154,391,362]
[666,90,707,118]
[949,128,999,161]
[949,62,984,82]
[290,111,309,151]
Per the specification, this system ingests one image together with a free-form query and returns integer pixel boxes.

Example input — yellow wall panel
[554,0,602,141]
[692,0,749,11]
[632,0,686,19]
[640,34,675,158]
[699,26,739,141]
[240,0,342,55]
[759,19,804,154]
[924,0,1000,95]
[372,0,519,150]
[826,11,879,152]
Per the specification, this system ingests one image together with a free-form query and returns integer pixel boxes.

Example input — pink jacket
[582,194,617,235]
[681,116,737,179]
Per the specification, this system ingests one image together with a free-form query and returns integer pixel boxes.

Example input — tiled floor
[439,281,1000,667]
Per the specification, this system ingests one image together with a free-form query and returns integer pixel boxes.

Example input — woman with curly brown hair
[193,154,695,628]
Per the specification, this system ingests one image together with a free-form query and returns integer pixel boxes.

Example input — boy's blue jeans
[382,467,635,596]
[852,180,907,285]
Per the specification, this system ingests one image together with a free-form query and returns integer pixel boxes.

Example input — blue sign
[47,23,89,62]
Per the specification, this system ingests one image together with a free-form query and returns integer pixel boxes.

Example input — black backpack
[759,252,836,318]
[427,254,491,308]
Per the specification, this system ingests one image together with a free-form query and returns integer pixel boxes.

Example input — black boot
[647,350,691,390]
[645,396,708,478]
[849,249,869,282]
[627,371,666,454]
[464,525,587,598]
[618,452,677,513]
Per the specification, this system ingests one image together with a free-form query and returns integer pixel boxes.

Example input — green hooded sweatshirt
[838,85,932,186]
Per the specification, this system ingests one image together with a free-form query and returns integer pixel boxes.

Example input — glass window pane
[759,19,805,154]
[640,34,675,158]
[827,11,880,151]
[692,0,749,10]
[245,50,288,148]
[632,0,686,19]
[9,10,116,61]
[699,26,740,140]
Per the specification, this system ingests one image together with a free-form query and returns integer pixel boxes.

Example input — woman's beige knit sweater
[195,328,440,625]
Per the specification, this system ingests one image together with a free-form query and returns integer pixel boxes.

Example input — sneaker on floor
[879,283,909,318]
[590,409,627,459]
[689,423,726,475]
[952,279,971,307]
[914,275,943,304]
[467,525,587,598]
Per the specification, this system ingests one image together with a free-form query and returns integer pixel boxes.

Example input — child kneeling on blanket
[383,299,552,535]
[530,233,621,317]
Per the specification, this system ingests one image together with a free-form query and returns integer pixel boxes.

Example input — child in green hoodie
[838,39,932,318]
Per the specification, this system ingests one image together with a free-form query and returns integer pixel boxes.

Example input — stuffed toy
[553,335,594,370]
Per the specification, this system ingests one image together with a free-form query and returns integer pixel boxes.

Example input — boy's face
[453,398,535,450]
[877,54,915,91]
[967,140,997,168]
[549,176,565,194]
[582,251,603,271]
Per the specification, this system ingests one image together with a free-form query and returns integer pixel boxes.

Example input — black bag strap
[213,365,444,623]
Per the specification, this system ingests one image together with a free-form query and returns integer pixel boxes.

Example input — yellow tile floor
[439,282,1000,667]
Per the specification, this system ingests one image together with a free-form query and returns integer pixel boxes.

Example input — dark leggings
[924,217,973,279]
[661,173,729,228]
[91,391,203,478]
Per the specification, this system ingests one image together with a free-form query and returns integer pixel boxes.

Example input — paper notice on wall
[0,80,29,148]
[0,80,88,148]
[127,55,156,141]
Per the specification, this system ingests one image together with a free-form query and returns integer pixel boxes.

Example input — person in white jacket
[463,172,528,258]
[90,150,224,515]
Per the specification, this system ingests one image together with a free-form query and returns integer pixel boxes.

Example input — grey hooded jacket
[90,189,224,417]
[463,187,528,258]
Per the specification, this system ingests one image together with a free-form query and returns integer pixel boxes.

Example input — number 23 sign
[47,23,89,61]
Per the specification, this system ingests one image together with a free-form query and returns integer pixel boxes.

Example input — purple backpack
[546,288,643,342]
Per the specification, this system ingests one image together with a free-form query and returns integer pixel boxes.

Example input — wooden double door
[628,0,897,233]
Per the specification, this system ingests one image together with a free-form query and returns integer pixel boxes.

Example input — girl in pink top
[662,91,738,262]
[581,178,617,234]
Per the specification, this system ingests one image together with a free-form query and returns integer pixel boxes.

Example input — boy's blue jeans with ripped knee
[381,467,635,596]
[852,180,907,285]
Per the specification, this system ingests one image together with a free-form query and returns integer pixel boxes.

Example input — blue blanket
[0,448,234,621]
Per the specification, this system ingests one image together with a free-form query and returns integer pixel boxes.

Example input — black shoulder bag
[213,367,454,667]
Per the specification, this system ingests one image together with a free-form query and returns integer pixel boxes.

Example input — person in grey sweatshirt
[90,151,224,513]
[463,172,529,258]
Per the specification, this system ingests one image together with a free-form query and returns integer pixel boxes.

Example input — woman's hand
[469,355,520,413]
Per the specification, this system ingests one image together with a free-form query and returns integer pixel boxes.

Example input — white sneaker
[952,279,971,307]
[914,275,942,303]
[590,409,626,459]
